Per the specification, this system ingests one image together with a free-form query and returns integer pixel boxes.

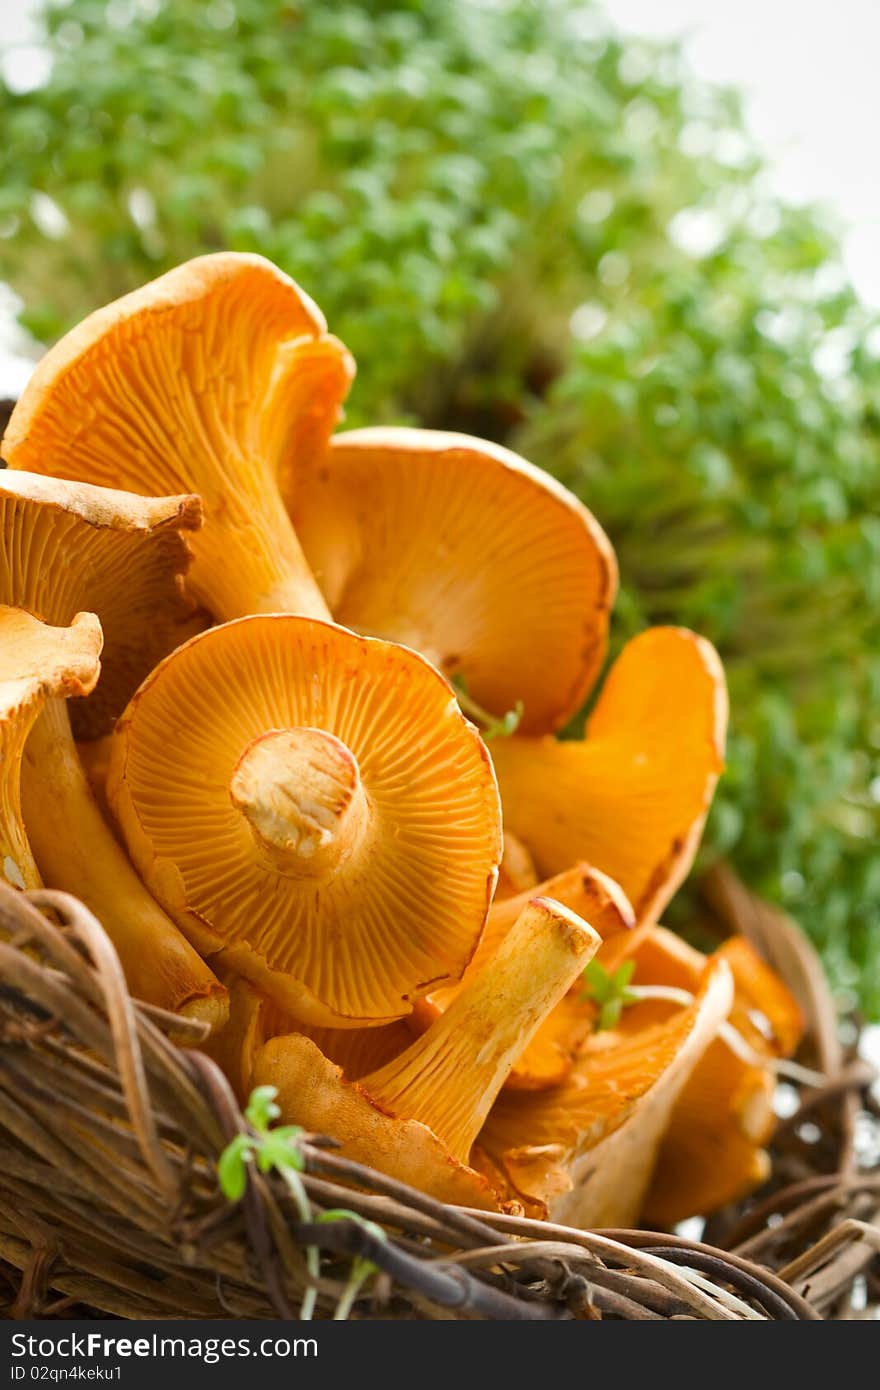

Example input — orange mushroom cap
[491,626,728,925]
[252,896,600,1207]
[107,614,503,1027]
[718,934,805,1058]
[2,253,354,623]
[204,969,412,1103]
[412,862,635,1090]
[478,956,734,1226]
[213,869,631,1100]
[289,427,618,734]
[635,926,805,1225]
[0,607,102,891]
[255,1034,502,1210]
[0,471,226,1029]
[496,831,539,899]
[0,470,203,738]
[288,1019,413,1086]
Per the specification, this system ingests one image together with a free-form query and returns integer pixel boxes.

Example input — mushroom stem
[362,897,600,1162]
[253,573,330,619]
[0,713,41,891]
[174,485,332,622]
[239,517,332,620]
[229,727,369,878]
[21,699,228,1033]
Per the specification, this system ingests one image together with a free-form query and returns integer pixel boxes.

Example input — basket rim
[0,879,876,1321]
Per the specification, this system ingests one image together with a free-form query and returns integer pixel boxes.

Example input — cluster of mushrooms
[0,253,803,1228]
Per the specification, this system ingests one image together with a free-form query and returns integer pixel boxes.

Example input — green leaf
[599,996,623,1032]
[452,675,524,738]
[581,959,613,1002]
[219,1091,306,1198]
[614,959,636,990]
[245,1085,281,1133]
[482,700,525,740]
[217,1134,253,1201]
[256,1130,305,1175]
[582,958,639,1031]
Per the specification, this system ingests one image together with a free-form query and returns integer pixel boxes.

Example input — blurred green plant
[1,0,877,1012]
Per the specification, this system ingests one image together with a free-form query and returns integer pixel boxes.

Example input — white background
[605,0,880,304]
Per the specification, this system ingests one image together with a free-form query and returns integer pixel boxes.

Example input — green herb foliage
[581,959,639,1032]
[217,1084,304,1201]
[2,1,877,1011]
[217,1086,385,1318]
[452,673,524,739]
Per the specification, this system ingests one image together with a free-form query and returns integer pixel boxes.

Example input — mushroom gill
[0,471,227,1030]
[0,607,102,892]
[478,956,734,1226]
[2,258,618,737]
[203,970,414,1104]
[107,614,503,1027]
[411,863,635,1090]
[636,928,805,1225]
[252,897,601,1206]
[2,253,354,622]
[290,427,618,733]
[491,626,728,926]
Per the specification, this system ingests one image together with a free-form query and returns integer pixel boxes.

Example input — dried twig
[0,879,876,1320]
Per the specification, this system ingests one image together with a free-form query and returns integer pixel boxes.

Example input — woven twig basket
[0,871,876,1321]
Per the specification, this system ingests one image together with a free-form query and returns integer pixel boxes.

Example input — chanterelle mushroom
[478,956,734,1227]
[0,471,226,1029]
[0,607,102,892]
[2,257,616,733]
[411,863,635,1090]
[252,898,601,1207]
[107,614,503,1027]
[2,252,353,622]
[490,627,728,926]
[289,427,618,733]
[496,831,539,899]
[636,928,804,1225]
[76,734,114,820]
[204,971,411,1103]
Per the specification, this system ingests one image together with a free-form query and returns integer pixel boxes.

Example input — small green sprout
[217,1085,305,1200]
[217,1085,317,1318]
[581,959,639,1032]
[452,673,524,740]
[317,1209,388,1320]
[482,700,525,740]
[217,1093,391,1319]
